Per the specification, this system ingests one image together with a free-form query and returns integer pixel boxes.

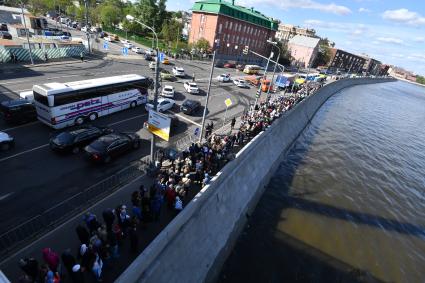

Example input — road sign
[243,45,249,55]
[147,110,171,141]
[103,41,108,50]
[224,98,233,107]
[159,52,165,62]
[122,47,129,56]
[194,127,200,137]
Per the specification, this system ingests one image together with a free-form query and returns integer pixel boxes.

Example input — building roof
[288,35,319,48]
[191,0,278,31]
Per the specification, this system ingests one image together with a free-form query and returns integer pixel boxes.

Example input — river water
[219,81,425,283]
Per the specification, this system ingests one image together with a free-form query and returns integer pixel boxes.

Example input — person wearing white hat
[71,264,84,283]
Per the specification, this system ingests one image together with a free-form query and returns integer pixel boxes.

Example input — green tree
[99,4,122,27]
[196,37,210,52]
[274,41,292,66]
[313,38,332,67]
[160,19,182,43]
[416,75,425,85]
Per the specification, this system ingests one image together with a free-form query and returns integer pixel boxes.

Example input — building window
[236,35,239,43]
[234,23,238,31]
[229,22,233,30]
[238,24,241,32]
[219,23,222,33]
[227,34,230,42]
[225,21,228,29]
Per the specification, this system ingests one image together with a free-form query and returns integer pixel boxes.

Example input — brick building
[328,48,366,73]
[190,0,278,60]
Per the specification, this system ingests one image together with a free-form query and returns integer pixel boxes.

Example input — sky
[167,0,425,76]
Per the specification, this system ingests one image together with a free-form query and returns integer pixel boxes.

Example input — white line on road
[1,74,80,85]
[0,121,40,132]
[0,192,13,201]
[107,113,148,126]
[0,144,49,163]
[168,111,202,127]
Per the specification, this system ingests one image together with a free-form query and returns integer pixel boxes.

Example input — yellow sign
[224,98,233,107]
[147,110,171,141]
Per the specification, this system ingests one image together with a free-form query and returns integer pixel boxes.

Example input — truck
[275,74,296,88]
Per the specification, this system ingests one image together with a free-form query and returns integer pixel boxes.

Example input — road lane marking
[1,74,80,85]
[107,113,148,126]
[0,144,49,163]
[167,111,202,127]
[0,121,40,132]
[0,192,13,201]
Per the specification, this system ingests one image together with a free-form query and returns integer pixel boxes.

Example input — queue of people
[17,86,319,283]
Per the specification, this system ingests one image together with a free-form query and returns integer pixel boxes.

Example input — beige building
[276,23,317,42]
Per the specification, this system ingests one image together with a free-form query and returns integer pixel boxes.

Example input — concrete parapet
[116,78,396,283]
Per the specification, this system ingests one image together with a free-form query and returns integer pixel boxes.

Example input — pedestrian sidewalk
[0,168,202,283]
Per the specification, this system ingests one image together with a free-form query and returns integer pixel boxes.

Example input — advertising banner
[148,110,171,141]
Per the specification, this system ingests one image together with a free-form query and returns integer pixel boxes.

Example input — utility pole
[84,0,91,53]
[266,44,281,101]
[254,49,273,107]
[21,3,34,65]
[199,40,218,142]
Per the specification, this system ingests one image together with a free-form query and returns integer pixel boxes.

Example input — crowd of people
[17,86,317,282]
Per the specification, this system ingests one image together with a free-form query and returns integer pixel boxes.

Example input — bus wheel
[88,112,98,121]
[130,101,137,109]
[75,117,85,125]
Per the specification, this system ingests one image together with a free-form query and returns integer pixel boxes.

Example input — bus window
[33,91,49,106]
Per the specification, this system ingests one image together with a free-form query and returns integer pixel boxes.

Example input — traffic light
[243,45,249,55]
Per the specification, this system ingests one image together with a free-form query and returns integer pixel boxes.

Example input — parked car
[91,27,102,33]
[144,54,153,61]
[99,31,107,38]
[132,46,143,54]
[62,31,71,37]
[0,23,8,31]
[161,85,175,98]
[0,31,12,40]
[124,42,133,48]
[214,61,224,68]
[183,82,199,94]
[162,57,170,65]
[81,26,89,32]
[145,97,175,113]
[160,70,173,80]
[0,99,37,124]
[224,62,236,68]
[233,79,249,88]
[146,49,155,56]
[217,74,231,82]
[180,99,201,115]
[149,61,156,69]
[172,67,185,77]
[236,64,245,71]
[84,133,141,163]
[50,125,113,154]
[0,131,14,151]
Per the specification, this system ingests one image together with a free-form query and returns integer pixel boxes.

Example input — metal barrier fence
[0,156,151,261]
[0,108,246,261]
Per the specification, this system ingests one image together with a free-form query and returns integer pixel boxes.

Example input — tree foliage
[195,37,210,52]
[313,37,332,67]
[99,4,122,27]
[416,75,425,85]
[160,19,182,43]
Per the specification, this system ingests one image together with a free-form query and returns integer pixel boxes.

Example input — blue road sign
[159,52,165,62]
[194,127,200,137]
[103,41,108,50]
[122,47,129,56]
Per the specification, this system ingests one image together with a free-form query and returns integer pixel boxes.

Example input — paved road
[0,57,256,236]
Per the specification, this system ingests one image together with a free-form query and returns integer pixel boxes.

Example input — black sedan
[49,126,113,153]
[180,99,201,115]
[84,133,141,163]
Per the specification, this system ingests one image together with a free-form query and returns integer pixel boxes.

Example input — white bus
[33,74,152,129]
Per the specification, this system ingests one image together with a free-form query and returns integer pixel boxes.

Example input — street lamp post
[84,0,91,53]
[266,41,281,101]
[127,15,160,163]
[199,39,219,143]
[254,39,275,107]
